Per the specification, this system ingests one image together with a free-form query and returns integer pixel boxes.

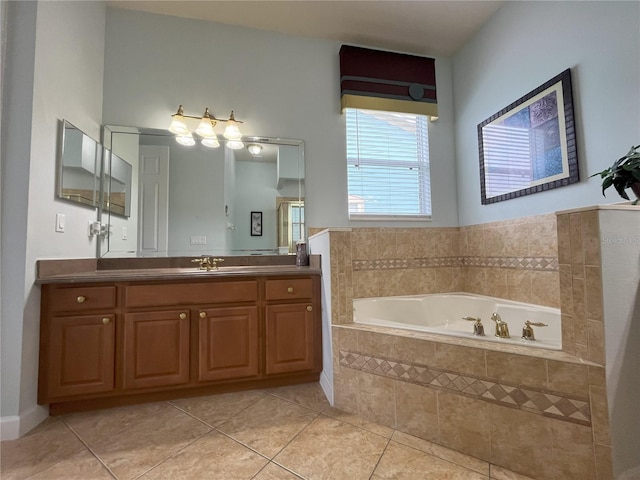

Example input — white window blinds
[346,108,431,219]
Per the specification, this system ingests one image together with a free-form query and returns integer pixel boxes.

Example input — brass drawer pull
[77,295,86,303]
[179,313,187,320]
[199,312,206,318]
[287,287,294,293]
[306,305,313,312]
[102,318,110,325]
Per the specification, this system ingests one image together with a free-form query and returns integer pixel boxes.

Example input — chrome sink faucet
[192,256,225,271]
[491,312,510,338]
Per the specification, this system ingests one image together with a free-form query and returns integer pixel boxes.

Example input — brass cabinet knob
[77,295,86,303]
[102,317,110,325]
[179,313,187,320]
[287,287,294,293]
[306,305,313,312]
[199,312,206,318]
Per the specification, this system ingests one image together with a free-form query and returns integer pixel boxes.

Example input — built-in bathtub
[353,292,561,350]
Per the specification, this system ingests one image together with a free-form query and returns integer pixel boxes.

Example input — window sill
[348,214,432,222]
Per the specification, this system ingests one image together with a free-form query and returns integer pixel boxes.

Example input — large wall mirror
[57,120,100,208]
[100,125,305,258]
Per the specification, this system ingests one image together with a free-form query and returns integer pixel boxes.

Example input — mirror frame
[99,125,305,258]
[56,119,100,209]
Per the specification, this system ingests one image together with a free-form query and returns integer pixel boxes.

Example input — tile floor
[1,383,534,480]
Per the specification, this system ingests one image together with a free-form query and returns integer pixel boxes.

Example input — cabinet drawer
[265,278,313,300]
[125,281,257,308]
[48,286,117,313]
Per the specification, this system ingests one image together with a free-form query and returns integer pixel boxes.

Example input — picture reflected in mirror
[101,126,305,258]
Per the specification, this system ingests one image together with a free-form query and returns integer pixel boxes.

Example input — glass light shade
[168,114,189,135]
[195,118,216,138]
[223,119,242,140]
[201,137,221,148]
[247,144,262,155]
[176,133,196,146]
[226,140,244,150]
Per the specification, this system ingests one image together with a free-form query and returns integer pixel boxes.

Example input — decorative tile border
[339,350,590,426]
[352,256,558,271]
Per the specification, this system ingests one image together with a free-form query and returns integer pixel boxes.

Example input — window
[346,108,431,219]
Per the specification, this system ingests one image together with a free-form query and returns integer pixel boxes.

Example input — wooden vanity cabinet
[39,273,321,413]
[265,277,321,375]
[122,309,191,390]
[39,285,117,403]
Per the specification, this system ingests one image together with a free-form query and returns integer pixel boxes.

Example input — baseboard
[0,404,49,440]
[319,370,334,406]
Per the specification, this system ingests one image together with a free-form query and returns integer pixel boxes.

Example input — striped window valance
[339,45,438,118]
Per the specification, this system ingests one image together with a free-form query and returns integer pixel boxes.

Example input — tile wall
[323,212,560,326]
[316,211,613,479]
[556,210,605,363]
[332,325,611,479]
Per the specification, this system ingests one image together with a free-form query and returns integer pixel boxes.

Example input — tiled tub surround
[333,325,610,480]
[313,212,621,479]
[326,213,560,326]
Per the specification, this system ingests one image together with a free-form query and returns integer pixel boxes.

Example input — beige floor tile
[169,389,265,426]
[274,415,388,480]
[391,431,490,476]
[323,406,394,438]
[0,418,86,480]
[489,465,536,480]
[253,462,304,479]
[216,394,318,458]
[138,430,268,479]
[371,441,488,479]
[63,401,172,446]
[266,382,331,412]
[86,406,211,480]
[26,449,114,480]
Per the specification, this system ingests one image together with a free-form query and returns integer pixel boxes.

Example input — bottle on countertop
[295,241,308,266]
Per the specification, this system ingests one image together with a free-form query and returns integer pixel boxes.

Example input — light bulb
[195,108,216,137]
[201,137,220,148]
[176,133,195,146]
[223,111,243,140]
[226,140,244,150]
[168,105,189,135]
[247,144,262,155]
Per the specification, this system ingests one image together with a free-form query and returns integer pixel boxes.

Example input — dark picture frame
[250,211,262,236]
[478,69,579,205]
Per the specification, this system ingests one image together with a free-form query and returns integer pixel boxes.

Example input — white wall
[452,1,640,225]
[101,8,460,230]
[0,1,105,439]
[232,161,278,251]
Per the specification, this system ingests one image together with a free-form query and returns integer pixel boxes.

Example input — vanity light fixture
[169,105,244,148]
[247,143,263,156]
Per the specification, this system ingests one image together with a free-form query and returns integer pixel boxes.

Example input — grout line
[61,416,118,480]
[367,435,392,480]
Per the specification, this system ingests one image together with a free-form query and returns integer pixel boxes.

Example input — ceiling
[107,0,505,57]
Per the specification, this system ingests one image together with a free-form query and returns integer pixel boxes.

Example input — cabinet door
[123,310,190,390]
[47,314,115,399]
[198,306,259,382]
[265,304,314,374]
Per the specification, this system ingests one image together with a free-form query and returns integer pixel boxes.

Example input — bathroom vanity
[37,259,322,414]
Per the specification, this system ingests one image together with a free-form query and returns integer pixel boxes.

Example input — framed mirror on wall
[56,120,100,208]
[478,69,579,204]
[100,125,305,258]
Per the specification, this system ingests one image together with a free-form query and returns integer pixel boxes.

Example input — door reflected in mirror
[101,126,305,258]
[57,120,100,208]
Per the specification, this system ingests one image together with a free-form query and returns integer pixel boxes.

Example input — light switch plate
[55,213,65,233]
[190,235,207,245]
